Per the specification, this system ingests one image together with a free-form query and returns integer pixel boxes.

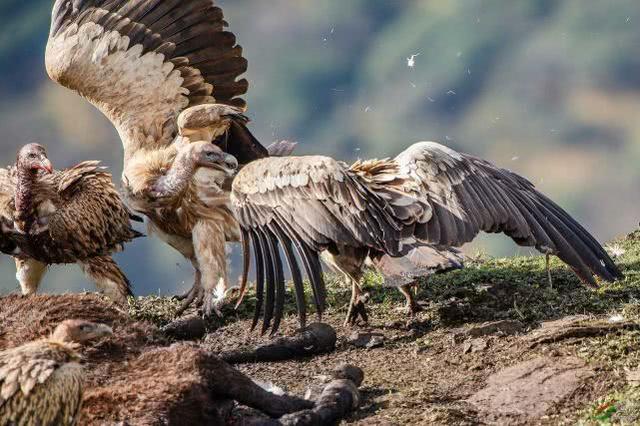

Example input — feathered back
[0,340,83,426]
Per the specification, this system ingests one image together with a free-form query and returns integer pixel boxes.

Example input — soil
[3,231,640,424]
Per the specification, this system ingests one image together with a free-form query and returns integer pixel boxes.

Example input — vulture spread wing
[46,0,266,162]
[0,343,83,425]
[232,142,621,334]
[232,155,426,334]
[396,142,621,286]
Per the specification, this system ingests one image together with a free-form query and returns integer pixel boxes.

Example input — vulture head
[188,141,239,177]
[148,142,238,203]
[16,143,53,176]
[50,319,113,344]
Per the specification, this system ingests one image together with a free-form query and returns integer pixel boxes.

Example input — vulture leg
[398,284,423,316]
[14,257,47,295]
[321,247,369,327]
[78,256,132,305]
[175,265,204,315]
[546,254,553,289]
[193,220,229,317]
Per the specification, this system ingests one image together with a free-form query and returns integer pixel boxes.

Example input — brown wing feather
[46,0,262,161]
[396,141,622,286]
[0,342,83,426]
[46,163,141,260]
[231,155,426,334]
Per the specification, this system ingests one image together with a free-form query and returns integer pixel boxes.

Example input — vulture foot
[405,301,424,316]
[202,292,224,318]
[344,293,370,327]
[174,284,205,316]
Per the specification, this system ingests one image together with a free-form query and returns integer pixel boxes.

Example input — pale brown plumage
[45,0,272,316]
[231,141,622,333]
[0,319,112,426]
[0,144,142,304]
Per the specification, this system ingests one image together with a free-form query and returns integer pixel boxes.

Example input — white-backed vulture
[229,141,622,333]
[0,144,142,304]
[0,319,113,425]
[45,0,274,316]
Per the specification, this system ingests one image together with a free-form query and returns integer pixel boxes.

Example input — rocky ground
[4,231,640,424]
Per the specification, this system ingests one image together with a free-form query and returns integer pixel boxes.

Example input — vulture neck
[15,166,38,229]
[155,148,197,198]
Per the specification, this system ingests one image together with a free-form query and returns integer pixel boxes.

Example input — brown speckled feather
[0,161,141,264]
[0,341,83,426]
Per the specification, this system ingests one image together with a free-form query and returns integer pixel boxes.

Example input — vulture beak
[222,154,238,176]
[94,324,114,338]
[37,158,53,174]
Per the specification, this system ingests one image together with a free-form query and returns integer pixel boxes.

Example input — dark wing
[47,161,142,260]
[46,0,266,163]
[0,343,83,424]
[397,141,622,286]
[0,167,16,222]
[231,155,425,335]
[0,168,21,255]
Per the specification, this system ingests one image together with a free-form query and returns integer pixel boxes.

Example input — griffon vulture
[0,144,142,304]
[0,320,113,425]
[229,141,622,333]
[45,0,282,316]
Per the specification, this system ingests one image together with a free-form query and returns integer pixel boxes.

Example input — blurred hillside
[0,0,639,296]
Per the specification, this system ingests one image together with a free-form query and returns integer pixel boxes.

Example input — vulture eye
[205,151,217,159]
[28,153,37,159]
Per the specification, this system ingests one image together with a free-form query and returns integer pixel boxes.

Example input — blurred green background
[0,0,638,296]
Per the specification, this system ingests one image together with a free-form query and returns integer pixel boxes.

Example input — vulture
[45,0,279,316]
[0,144,142,304]
[229,141,622,333]
[0,319,113,425]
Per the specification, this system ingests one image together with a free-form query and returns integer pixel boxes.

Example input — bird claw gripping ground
[174,283,224,318]
[174,283,205,316]
[345,293,370,327]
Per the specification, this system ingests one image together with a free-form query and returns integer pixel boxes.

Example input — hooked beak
[94,324,114,338]
[222,154,238,177]
[37,158,53,174]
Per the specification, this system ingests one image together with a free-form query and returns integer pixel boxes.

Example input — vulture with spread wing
[0,144,142,304]
[230,141,622,333]
[0,320,113,425]
[45,0,285,316]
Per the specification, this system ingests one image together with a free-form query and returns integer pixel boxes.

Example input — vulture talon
[175,285,204,316]
[345,293,370,327]
[203,293,225,319]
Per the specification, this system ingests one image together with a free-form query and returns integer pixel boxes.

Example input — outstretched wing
[0,344,83,424]
[397,141,622,286]
[48,161,142,259]
[231,155,426,335]
[46,0,263,161]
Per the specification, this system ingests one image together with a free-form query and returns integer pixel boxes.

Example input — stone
[468,356,594,421]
